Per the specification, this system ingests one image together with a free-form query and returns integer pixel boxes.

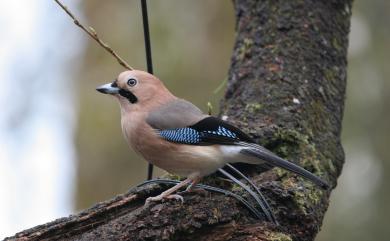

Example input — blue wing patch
[158,128,200,144]
[157,116,253,145]
[158,126,239,145]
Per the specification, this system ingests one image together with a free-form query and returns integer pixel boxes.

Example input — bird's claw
[165,194,184,203]
[145,194,184,205]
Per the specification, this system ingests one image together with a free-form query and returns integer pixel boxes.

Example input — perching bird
[97,70,329,203]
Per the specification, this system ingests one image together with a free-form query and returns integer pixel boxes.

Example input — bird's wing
[150,113,254,145]
[146,98,253,145]
[146,98,207,130]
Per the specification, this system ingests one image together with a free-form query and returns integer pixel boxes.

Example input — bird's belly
[142,144,225,177]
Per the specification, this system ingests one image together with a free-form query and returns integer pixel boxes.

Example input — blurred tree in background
[75,1,389,240]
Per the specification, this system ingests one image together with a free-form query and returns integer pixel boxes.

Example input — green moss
[280,180,308,214]
[300,144,323,174]
[237,38,254,60]
[324,68,336,82]
[309,101,327,131]
[280,176,297,189]
[201,175,229,187]
[283,180,324,215]
[277,145,289,157]
[231,183,244,192]
[271,127,328,176]
[266,231,293,241]
[270,128,308,159]
[323,67,340,97]
[332,37,341,50]
[307,188,322,206]
[274,167,286,178]
[162,173,182,181]
[294,190,308,214]
[245,102,262,113]
[327,158,336,173]
[274,128,309,145]
[211,208,221,222]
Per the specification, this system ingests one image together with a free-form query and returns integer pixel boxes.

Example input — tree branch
[53,0,133,70]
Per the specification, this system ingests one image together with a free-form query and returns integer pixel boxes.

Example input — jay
[97,70,328,204]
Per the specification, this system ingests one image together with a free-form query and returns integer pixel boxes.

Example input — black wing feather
[190,116,255,144]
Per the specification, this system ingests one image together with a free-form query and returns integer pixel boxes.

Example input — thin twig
[53,0,133,70]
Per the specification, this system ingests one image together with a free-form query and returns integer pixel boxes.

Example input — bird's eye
[127,78,137,87]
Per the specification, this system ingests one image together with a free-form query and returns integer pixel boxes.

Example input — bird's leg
[185,177,201,192]
[180,176,209,196]
[145,178,192,204]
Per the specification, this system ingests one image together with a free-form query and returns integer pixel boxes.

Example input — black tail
[224,164,278,225]
[218,168,276,223]
[240,147,329,189]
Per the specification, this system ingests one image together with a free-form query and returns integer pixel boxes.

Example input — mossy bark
[5,0,351,240]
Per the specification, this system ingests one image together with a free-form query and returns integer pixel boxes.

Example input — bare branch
[53,0,133,70]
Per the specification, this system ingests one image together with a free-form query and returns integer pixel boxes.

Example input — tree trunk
[6,0,351,240]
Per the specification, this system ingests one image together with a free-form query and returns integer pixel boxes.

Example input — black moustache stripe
[119,89,138,104]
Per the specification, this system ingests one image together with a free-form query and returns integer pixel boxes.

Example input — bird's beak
[96,82,120,95]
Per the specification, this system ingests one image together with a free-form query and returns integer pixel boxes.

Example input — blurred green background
[69,0,390,240]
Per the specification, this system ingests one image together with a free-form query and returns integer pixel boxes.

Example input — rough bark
[6,0,352,240]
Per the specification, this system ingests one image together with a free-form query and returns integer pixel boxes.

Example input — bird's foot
[145,194,184,205]
[183,177,202,192]
[165,194,184,203]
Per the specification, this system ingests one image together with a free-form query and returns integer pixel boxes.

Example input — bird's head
[97,70,173,111]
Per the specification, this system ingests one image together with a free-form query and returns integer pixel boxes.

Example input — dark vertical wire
[140,0,154,180]
[141,0,154,75]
